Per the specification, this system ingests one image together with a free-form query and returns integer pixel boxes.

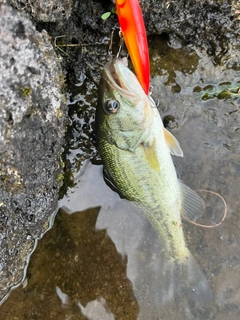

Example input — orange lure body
[115,0,150,94]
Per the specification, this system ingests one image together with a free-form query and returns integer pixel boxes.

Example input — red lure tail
[115,0,150,94]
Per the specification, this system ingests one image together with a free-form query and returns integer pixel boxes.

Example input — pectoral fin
[163,127,183,157]
[143,139,160,174]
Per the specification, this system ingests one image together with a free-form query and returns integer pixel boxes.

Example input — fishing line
[184,190,227,228]
[108,25,125,60]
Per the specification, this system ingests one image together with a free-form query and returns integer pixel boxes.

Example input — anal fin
[179,180,205,222]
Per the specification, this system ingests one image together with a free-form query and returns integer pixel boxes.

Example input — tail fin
[185,250,212,305]
[149,249,212,306]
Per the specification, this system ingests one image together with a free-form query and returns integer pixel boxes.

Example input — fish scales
[98,131,188,261]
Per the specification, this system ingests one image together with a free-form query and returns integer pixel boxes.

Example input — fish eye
[103,99,120,114]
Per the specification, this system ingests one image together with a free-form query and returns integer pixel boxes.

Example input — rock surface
[66,0,240,55]
[7,0,240,48]
[9,0,73,23]
[0,3,67,302]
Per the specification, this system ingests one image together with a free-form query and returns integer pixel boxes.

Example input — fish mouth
[107,64,122,88]
[104,58,140,99]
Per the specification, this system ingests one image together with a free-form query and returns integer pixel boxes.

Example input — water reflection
[78,297,115,320]
[60,162,213,319]
[0,203,139,319]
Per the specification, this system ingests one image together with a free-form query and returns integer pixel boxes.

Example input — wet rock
[4,0,240,56]
[9,0,73,23]
[144,0,238,54]
[143,0,239,57]
[57,0,240,55]
[0,4,67,302]
[6,1,239,87]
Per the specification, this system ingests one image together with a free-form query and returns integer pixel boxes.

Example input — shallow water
[1,36,240,319]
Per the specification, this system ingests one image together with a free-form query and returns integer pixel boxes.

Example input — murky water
[1,36,240,319]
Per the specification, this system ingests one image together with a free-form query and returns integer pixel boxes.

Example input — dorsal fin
[163,127,183,157]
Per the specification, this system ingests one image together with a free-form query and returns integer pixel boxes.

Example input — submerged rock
[0,4,67,302]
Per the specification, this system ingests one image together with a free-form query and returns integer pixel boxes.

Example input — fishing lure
[115,0,150,94]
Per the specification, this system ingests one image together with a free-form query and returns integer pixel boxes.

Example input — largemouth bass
[95,57,212,304]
